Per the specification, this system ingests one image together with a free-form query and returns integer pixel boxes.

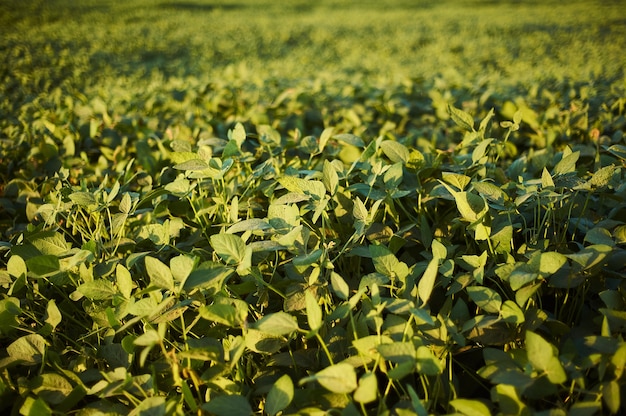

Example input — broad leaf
[76,280,117,300]
[145,256,174,291]
[7,334,46,365]
[525,330,566,384]
[305,363,358,394]
[418,257,438,305]
[254,312,299,336]
[210,234,247,266]
[265,374,294,416]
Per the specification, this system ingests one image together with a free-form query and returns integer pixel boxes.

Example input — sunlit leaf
[450,399,490,416]
[7,334,46,365]
[354,372,378,404]
[418,257,438,305]
[380,140,410,163]
[304,363,357,394]
[76,280,117,300]
[525,330,566,384]
[145,256,174,291]
[448,105,475,132]
[254,312,299,336]
[210,234,247,266]
[266,374,294,416]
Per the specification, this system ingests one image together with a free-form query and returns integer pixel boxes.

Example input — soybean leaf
[202,395,252,416]
[26,255,60,276]
[418,257,438,305]
[265,374,294,416]
[7,333,46,365]
[323,159,339,195]
[448,105,475,132]
[380,140,410,164]
[354,372,378,404]
[116,264,133,299]
[254,312,299,336]
[305,291,322,333]
[145,256,174,291]
[450,399,491,416]
[76,280,117,300]
[303,362,358,394]
[330,272,350,300]
[210,234,247,266]
[467,286,502,314]
[525,330,566,384]
[553,150,579,175]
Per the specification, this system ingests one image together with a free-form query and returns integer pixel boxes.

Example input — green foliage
[1,0,626,415]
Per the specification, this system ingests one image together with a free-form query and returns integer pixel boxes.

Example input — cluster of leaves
[1,97,626,414]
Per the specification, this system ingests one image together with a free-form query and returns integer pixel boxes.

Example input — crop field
[1,0,626,414]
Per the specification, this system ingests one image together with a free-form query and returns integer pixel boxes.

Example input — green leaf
[19,397,51,416]
[473,181,506,203]
[584,227,614,246]
[305,291,322,332]
[128,396,166,416]
[170,255,195,284]
[0,297,21,335]
[494,384,528,416]
[305,363,358,394]
[201,394,252,416]
[173,158,209,171]
[278,176,325,199]
[450,399,490,416]
[602,380,620,414]
[318,127,334,153]
[418,257,438,305]
[500,300,525,325]
[31,373,73,405]
[354,372,378,404]
[183,264,233,292]
[553,150,580,175]
[265,374,294,416]
[330,272,350,300]
[322,159,339,195]
[134,329,161,347]
[384,162,403,189]
[606,144,626,160]
[116,264,133,299]
[44,300,62,331]
[26,231,70,256]
[530,251,567,276]
[416,346,444,375]
[76,280,117,300]
[541,167,555,188]
[448,105,475,131]
[69,191,97,207]
[26,255,60,276]
[566,244,611,270]
[226,219,272,234]
[119,192,132,214]
[199,301,247,327]
[7,333,46,365]
[229,122,247,146]
[7,255,27,279]
[210,234,247,266]
[442,172,472,191]
[380,140,410,164]
[467,286,502,314]
[145,256,174,291]
[525,330,566,384]
[254,312,299,336]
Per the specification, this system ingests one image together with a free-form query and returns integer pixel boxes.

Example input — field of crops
[1,0,626,414]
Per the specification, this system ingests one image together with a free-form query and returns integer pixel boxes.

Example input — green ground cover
[1,0,626,414]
